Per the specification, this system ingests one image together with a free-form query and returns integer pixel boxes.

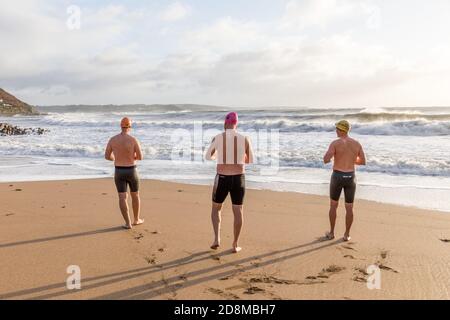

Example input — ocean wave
[278,157,450,177]
[26,109,450,136]
[243,119,450,136]
[1,138,448,177]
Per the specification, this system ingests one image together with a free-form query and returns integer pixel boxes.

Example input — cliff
[0,88,38,115]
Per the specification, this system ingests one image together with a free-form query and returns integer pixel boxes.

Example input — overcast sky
[1,0,450,108]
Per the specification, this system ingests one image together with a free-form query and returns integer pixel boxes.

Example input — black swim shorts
[212,174,245,205]
[330,170,356,203]
[114,166,140,193]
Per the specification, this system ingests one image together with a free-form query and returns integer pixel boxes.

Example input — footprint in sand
[439,238,450,243]
[378,264,399,273]
[376,250,399,273]
[158,248,165,252]
[243,286,265,295]
[305,265,345,284]
[134,233,144,240]
[352,267,369,283]
[226,275,299,299]
[210,255,221,262]
[179,275,188,281]
[14,189,22,192]
[5,213,15,217]
[322,265,345,274]
[144,256,157,265]
[248,276,298,285]
[177,189,184,193]
[344,254,355,259]
[208,288,240,300]
[341,245,357,251]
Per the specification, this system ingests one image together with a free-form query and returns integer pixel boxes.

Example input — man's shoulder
[331,138,341,145]
[236,131,250,140]
[348,137,362,146]
[109,134,120,142]
[126,134,139,143]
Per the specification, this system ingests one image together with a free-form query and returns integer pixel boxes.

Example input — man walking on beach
[205,112,254,253]
[105,117,144,229]
[323,120,366,241]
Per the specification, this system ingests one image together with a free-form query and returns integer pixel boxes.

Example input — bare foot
[133,219,145,226]
[343,235,351,242]
[122,224,132,230]
[232,245,242,253]
[325,231,335,240]
[233,243,242,253]
[210,242,220,250]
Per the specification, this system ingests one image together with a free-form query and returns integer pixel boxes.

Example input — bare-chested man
[323,120,366,241]
[205,112,254,253]
[105,117,144,229]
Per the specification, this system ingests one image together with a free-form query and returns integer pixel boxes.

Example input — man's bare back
[325,137,365,172]
[105,133,143,167]
[206,131,254,175]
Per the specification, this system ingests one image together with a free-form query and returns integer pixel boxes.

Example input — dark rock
[0,123,48,136]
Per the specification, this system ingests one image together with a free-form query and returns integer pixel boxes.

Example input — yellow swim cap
[335,120,350,133]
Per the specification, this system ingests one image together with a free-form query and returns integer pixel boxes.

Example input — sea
[1,105,450,212]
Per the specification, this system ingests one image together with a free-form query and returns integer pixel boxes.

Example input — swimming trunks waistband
[115,165,137,169]
[333,170,355,175]
[217,174,244,178]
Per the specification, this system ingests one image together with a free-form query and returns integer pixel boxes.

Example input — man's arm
[355,144,366,166]
[205,137,217,160]
[105,139,115,161]
[134,139,143,161]
[245,137,254,164]
[323,142,335,164]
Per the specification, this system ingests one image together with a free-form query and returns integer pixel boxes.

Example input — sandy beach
[0,178,449,300]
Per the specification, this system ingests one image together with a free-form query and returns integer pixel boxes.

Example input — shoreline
[1,178,449,300]
[0,176,449,214]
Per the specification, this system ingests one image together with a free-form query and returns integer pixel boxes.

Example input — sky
[1,0,450,108]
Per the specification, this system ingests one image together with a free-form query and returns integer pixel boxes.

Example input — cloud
[281,0,382,31]
[1,1,450,107]
[159,2,191,22]
[281,0,356,29]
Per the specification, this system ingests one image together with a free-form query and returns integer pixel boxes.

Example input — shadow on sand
[0,227,124,249]
[0,237,342,300]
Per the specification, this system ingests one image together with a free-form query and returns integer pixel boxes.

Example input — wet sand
[0,179,449,300]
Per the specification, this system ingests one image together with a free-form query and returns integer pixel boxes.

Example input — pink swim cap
[224,112,238,125]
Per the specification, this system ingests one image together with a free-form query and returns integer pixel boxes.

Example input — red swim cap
[224,112,238,125]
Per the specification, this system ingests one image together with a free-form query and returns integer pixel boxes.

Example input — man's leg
[328,199,339,238]
[118,192,132,229]
[211,202,222,249]
[232,205,243,253]
[130,192,144,225]
[344,202,354,239]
